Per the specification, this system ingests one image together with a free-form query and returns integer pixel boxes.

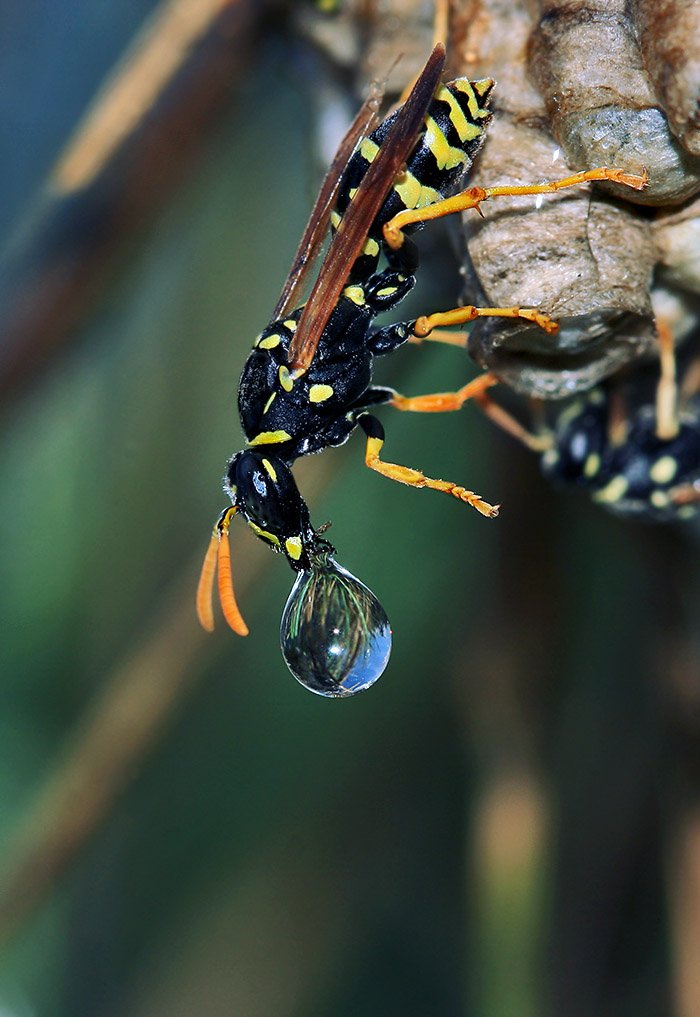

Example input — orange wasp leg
[413,305,560,337]
[383,166,648,249]
[196,506,249,636]
[390,370,552,451]
[389,370,499,413]
[360,415,499,518]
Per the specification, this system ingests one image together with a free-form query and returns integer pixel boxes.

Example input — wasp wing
[287,43,446,370]
[272,81,384,322]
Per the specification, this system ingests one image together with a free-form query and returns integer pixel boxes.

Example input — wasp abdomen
[334,78,494,278]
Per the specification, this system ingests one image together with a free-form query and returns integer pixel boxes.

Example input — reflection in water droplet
[280,555,391,697]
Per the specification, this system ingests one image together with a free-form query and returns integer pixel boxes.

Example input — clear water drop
[280,555,391,697]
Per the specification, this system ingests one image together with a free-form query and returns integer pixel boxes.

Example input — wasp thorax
[280,554,391,697]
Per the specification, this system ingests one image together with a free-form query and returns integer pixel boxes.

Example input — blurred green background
[0,3,698,1016]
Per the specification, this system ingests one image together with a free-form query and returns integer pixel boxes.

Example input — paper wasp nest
[453,0,700,396]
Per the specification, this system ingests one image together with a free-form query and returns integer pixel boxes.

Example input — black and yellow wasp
[196,44,646,696]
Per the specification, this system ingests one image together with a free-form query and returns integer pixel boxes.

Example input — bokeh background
[1,2,699,1016]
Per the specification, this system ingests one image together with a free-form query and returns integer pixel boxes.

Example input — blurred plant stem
[0,0,261,409]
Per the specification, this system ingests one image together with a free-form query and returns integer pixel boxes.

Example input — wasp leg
[383,166,648,249]
[389,371,499,412]
[356,412,499,517]
[412,304,560,336]
[408,328,469,349]
[655,319,679,440]
[469,387,553,453]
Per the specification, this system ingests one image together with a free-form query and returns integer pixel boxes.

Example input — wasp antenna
[217,526,249,637]
[196,530,219,632]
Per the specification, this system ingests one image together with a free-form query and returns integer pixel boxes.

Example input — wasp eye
[280,556,391,697]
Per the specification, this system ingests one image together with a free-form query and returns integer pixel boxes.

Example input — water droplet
[280,555,391,697]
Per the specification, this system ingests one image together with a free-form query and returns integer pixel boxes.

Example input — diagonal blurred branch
[0,545,238,952]
[0,0,263,410]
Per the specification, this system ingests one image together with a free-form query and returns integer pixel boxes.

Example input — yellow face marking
[343,285,366,305]
[594,475,629,504]
[424,116,468,171]
[261,458,277,482]
[584,453,601,478]
[363,237,380,258]
[435,84,481,143]
[283,319,297,332]
[649,455,677,485]
[360,137,379,163]
[309,383,334,403]
[259,334,281,350]
[262,392,276,415]
[248,521,280,546]
[278,365,294,392]
[285,536,303,560]
[248,430,291,446]
[376,286,398,297]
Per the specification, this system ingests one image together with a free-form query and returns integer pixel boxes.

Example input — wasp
[196,43,646,697]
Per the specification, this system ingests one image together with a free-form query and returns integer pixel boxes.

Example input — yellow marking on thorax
[360,137,379,163]
[343,285,366,305]
[309,384,334,403]
[248,430,291,446]
[285,536,303,560]
[330,210,342,229]
[376,286,398,297]
[649,455,677,485]
[363,237,380,258]
[248,521,280,546]
[259,334,281,349]
[424,116,468,171]
[278,365,294,391]
[393,171,441,210]
[261,458,277,482]
[262,392,276,415]
[283,319,298,332]
[348,186,358,200]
